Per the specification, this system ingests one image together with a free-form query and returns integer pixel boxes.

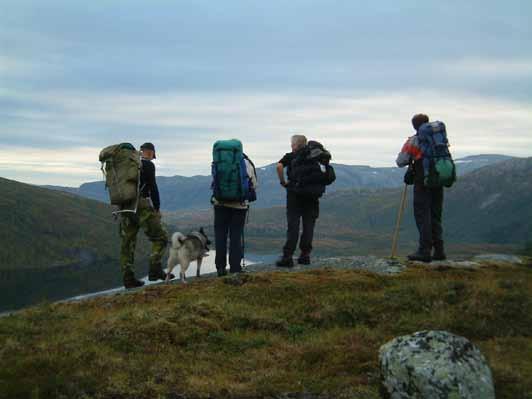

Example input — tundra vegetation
[0,259,531,399]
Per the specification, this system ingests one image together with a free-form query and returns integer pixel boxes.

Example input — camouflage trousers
[119,198,168,275]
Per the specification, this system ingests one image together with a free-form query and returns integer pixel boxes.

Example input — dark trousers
[214,206,247,273]
[413,184,444,254]
[282,191,319,257]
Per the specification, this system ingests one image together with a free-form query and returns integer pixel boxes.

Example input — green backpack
[99,143,141,207]
[211,139,245,202]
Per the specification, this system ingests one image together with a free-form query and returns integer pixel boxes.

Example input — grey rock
[473,253,523,264]
[241,255,406,276]
[379,330,495,399]
[429,260,481,269]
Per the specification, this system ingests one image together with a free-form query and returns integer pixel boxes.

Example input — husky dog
[166,228,211,283]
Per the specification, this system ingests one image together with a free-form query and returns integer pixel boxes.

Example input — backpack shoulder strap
[243,153,256,173]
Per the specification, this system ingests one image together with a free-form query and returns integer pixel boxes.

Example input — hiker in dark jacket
[276,135,332,267]
[140,155,161,212]
[119,142,173,288]
[396,114,446,262]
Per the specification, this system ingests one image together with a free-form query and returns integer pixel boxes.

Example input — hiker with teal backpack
[396,114,457,262]
[211,139,258,276]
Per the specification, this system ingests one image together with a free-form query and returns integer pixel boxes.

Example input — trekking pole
[242,207,250,269]
[391,184,408,259]
[242,228,246,269]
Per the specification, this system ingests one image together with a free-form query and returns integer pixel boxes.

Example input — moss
[0,263,531,398]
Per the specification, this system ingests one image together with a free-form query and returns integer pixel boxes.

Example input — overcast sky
[1,0,531,185]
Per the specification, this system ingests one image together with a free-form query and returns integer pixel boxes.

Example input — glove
[404,165,415,185]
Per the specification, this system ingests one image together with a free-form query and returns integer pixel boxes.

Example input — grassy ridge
[1,261,531,398]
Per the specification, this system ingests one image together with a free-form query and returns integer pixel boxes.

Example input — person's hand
[280,180,288,188]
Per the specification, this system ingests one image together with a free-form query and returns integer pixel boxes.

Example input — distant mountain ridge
[44,154,516,211]
[167,156,532,257]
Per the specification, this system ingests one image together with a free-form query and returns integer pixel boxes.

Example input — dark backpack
[417,121,457,188]
[289,141,335,198]
[211,139,256,202]
[306,140,335,185]
[307,140,332,164]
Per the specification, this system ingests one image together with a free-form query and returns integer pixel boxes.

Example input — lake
[63,251,276,302]
[0,252,276,314]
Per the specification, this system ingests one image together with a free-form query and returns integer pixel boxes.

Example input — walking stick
[242,206,250,269]
[391,184,408,259]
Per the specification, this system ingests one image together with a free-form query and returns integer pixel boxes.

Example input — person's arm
[144,161,161,211]
[246,159,258,190]
[396,136,421,168]
[277,163,286,186]
[151,179,161,212]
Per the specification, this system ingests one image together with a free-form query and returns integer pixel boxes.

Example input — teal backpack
[211,139,256,202]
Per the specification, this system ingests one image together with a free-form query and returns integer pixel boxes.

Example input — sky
[1,0,531,186]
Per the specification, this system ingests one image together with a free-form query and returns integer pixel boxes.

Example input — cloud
[0,56,32,76]
[1,1,531,185]
[0,146,103,185]
[441,58,532,77]
[2,88,531,185]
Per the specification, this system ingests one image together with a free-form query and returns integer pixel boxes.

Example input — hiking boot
[297,255,311,265]
[407,252,432,263]
[432,250,447,261]
[229,268,243,274]
[276,256,294,268]
[432,241,446,261]
[148,269,175,281]
[230,268,247,274]
[217,268,228,277]
[123,271,145,289]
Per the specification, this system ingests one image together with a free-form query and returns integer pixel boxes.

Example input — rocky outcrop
[472,253,523,264]
[248,255,406,275]
[379,330,495,399]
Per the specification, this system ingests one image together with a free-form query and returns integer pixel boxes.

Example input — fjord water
[66,251,269,302]
[0,252,275,313]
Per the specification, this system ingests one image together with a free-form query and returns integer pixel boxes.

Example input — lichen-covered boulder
[379,330,495,399]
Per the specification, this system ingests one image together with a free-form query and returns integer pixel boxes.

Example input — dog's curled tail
[171,232,186,249]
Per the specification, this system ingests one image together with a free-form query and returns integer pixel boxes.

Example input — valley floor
[0,257,531,399]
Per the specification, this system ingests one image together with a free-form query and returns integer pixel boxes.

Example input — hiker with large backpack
[276,135,336,267]
[396,114,457,262]
[211,139,258,276]
[99,142,172,288]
